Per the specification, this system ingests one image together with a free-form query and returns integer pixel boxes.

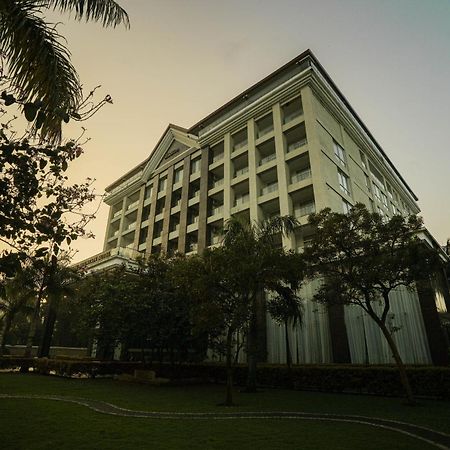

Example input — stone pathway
[1,394,449,450]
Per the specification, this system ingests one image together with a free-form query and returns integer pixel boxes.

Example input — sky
[41,0,450,262]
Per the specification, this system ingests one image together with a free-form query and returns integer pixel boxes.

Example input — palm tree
[0,269,36,355]
[267,286,304,372]
[0,0,129,142]
[222,215,302,392]
[37,261,79,357]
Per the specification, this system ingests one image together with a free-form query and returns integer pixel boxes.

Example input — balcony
[291,168,311,184]
[127,222,137,230]
[287,139,307,153]
[235,194,249,206]
[259,153,277,166]
[187,243,198,253]
[210,206,223,217]
[257,126,273,138]
[233,140,248,151]
[210,179,224,189]
[127,200,139,211]
[294,202,316,218]
[212,153,224,163]
[113,210,122,219]
[261,183,278,196]
[210,235,222,245]
[283,110,302,124]
[234,167,249,177]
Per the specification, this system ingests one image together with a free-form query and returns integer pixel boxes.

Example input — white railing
[127,222,137,230]
[210,206,223,216]
[234,167,249,177]
[189,216,199,224]
[212,179,224,188]
[261,183,278,196]
[259,153,276,166]
[291,168,311,184]
[294,202,316,218]
[287,138,307,153]
[191,190,200,199]
[235,194,250,206]
[113,210,122,218]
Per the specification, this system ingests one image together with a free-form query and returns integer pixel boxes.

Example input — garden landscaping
[1,373,449,449]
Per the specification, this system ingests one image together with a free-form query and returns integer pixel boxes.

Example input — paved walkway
[1,394,449,450]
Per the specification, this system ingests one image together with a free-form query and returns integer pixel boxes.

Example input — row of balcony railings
[114,174,311,233]
[259,153,277,166]
[261,183,279,196]
[234,194,250,206]
[287,138,307,153]
[290,168,311,184]
[294,201,316,218]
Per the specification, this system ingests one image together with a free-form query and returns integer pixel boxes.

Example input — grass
[0,373,449,449]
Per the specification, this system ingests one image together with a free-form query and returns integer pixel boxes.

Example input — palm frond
[46,0,130,28]
[0,0,82,141]
[258,215,298,241]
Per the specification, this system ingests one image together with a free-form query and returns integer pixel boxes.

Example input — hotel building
[78,50,449,366]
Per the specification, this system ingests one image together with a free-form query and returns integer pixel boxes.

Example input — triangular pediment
[142,124,198,180]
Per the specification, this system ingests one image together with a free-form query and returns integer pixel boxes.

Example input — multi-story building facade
[78,50,449,366]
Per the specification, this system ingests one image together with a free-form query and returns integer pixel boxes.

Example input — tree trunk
[225,328,234,406]
[24,296,42,358]
[284,320,292,370]
[24,274,47,359]
[0,312,13,356]
[245,309,258,393]
[378,320,415,405]
[38,294,59,358]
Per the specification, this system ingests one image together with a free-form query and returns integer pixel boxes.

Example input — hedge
[1,357,449,399]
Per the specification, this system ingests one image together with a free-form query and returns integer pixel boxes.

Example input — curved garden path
[1,394,449,450]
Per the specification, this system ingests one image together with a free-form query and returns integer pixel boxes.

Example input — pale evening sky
[45,0,450,262]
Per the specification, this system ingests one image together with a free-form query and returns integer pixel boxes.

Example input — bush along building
[77,49,450,365]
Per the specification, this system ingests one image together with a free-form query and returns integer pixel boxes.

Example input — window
[144,184,153,199]
[380,191,388,208]
[174,168,183,184]
[191,158,201,174]
[364,174,371,191]
[333,141,346,167]
[342,199,352,214]
[386,182,394,199]
[338,170,350,196]
[373,183,382,201]
[158,177,166,193]
[360,151,367,170]
[369,162,384,187]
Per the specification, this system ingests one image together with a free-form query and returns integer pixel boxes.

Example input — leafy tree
[37,261,79,357]
[76,266,133,359]
[267,286,304,374]
[174,248,254,406]
[304,203,441,404]
[0,267,35,355]
[0,0,129,141]
[132,255,203,364]
[222,215,302,392]
[0,135,97,276]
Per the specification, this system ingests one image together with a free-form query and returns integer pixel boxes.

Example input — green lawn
[0,373,449,450]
